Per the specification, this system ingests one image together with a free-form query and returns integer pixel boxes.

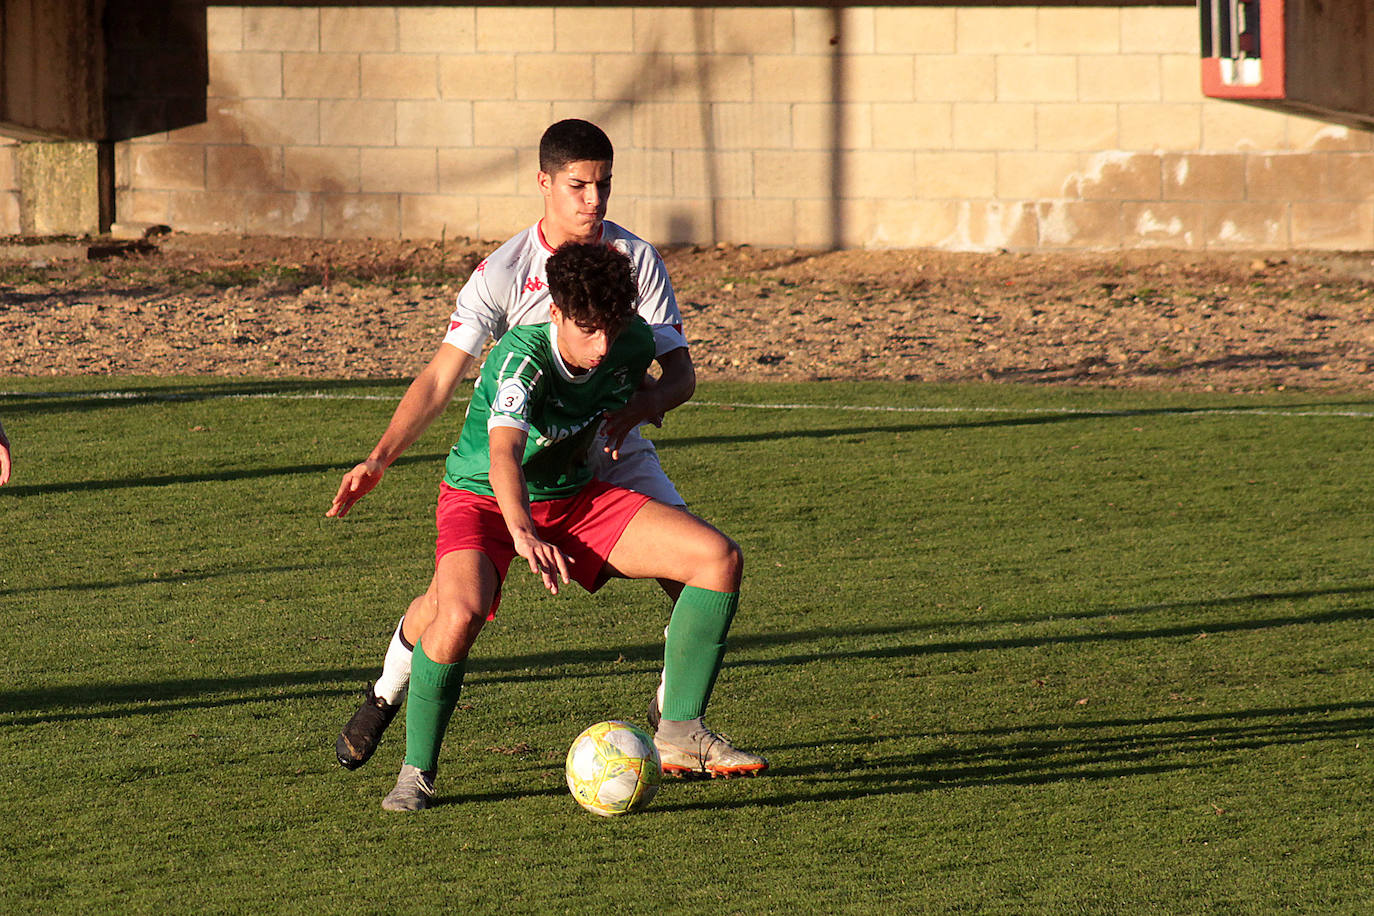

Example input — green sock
[662,586,739,721]
[404,640,467,773]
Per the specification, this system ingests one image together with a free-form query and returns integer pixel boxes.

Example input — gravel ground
[4,233,1374,392]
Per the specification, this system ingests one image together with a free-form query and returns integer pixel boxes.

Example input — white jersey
[441,218,688,506]
[442,219,688,359]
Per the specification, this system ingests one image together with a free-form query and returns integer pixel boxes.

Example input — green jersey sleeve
[485,347,545,435]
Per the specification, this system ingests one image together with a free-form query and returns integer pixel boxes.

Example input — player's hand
[512,530,573,595]
[326,459,385,518]
[600,378,663,460]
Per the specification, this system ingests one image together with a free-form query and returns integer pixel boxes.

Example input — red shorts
[434,479,651,605]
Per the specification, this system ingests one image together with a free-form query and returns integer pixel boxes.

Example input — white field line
[4,388,1374,419]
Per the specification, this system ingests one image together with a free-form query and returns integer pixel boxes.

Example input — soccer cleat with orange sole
[653,727,769,778]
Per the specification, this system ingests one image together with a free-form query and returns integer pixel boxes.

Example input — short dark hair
[539,119,614,175]
[545,242,636,334]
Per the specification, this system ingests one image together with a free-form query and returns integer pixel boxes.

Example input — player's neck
[550,323,592,377]
[538,218,604,251]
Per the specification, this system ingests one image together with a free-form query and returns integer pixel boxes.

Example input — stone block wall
[0,140,18,233]
[3,4,1373,250]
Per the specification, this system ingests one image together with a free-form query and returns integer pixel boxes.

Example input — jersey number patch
[496,378,529,416]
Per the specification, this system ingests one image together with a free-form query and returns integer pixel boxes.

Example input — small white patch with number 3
[496,378,528,415]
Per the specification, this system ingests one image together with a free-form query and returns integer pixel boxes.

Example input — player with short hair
[378,242,765,812]
[327,120,706,772]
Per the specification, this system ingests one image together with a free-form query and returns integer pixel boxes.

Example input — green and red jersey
[443,318,655,500]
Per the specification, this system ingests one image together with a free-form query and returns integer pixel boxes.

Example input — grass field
[1,377,1371,914]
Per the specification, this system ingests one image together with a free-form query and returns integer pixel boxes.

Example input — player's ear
[548,302,563,324]
[537,170,553,196]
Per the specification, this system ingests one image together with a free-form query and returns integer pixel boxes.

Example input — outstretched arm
[600,345,696,458]
[326,344,474,518]
[0,419,10,486]
[488,426,571,594]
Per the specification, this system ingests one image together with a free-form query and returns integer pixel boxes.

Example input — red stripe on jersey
[536,220,556,253]
[536,219,606,253]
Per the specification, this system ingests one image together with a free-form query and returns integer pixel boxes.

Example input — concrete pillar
[16,141,111,236]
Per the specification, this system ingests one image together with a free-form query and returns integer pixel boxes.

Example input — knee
[708,534,743,589]
[436,598,486,629]
[432,595,489,642]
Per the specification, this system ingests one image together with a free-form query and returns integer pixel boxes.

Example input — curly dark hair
[545,242,637,334]
[539,119,614,175]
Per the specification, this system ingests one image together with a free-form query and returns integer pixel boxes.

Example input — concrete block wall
[0,140,18,232]
[6,5,1374,250]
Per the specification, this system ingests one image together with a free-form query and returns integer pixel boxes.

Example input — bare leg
[604,501,741,590]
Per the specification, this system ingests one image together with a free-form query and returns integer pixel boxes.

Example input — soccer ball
[565,720,662,816]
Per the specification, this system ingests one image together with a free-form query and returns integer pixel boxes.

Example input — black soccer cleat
[335,683,401,770]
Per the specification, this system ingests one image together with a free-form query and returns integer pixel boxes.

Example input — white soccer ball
[565,720,662,816]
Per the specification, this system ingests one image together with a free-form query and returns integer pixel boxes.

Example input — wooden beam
[0,0,106,140]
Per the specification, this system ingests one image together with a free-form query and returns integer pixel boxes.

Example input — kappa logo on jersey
[495,378,529,416]
[524,277,546,293]
[475,259,487,274]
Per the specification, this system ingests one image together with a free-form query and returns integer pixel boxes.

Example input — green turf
[1,378,1371,914]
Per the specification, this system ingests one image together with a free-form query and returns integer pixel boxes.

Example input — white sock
[373,617,413,705]
[656,624,668,712]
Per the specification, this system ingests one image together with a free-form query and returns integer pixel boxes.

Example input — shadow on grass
[731,605,1374,669]
[0,450,448,497]
[660,399,1374,450]
[0,563,329,598]
[6,584,1369,728]
[717,584,1374,675]
[468,584,1374,689]
[0,651,667,726]
[0,377,414,417]
[0,668,378,726]
[401,697,1374,810]
[651,699,1374,812]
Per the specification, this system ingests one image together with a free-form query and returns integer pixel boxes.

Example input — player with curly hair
[375,242,765,812]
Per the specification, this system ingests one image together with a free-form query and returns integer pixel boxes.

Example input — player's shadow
[0,667,379,727]
[0,562,325,598]
[0,450,448,498]
[6,585,1367,731]
[650,699,1374,812]
[0,377,412,417]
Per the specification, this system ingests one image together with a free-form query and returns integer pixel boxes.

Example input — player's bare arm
[488,425,572,594]
[601,345,696,457]
[327,344,475,518]
[0,418,11,486]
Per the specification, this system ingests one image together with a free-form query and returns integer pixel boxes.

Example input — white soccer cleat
[653,727,769,778]
[381,763,437,811]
